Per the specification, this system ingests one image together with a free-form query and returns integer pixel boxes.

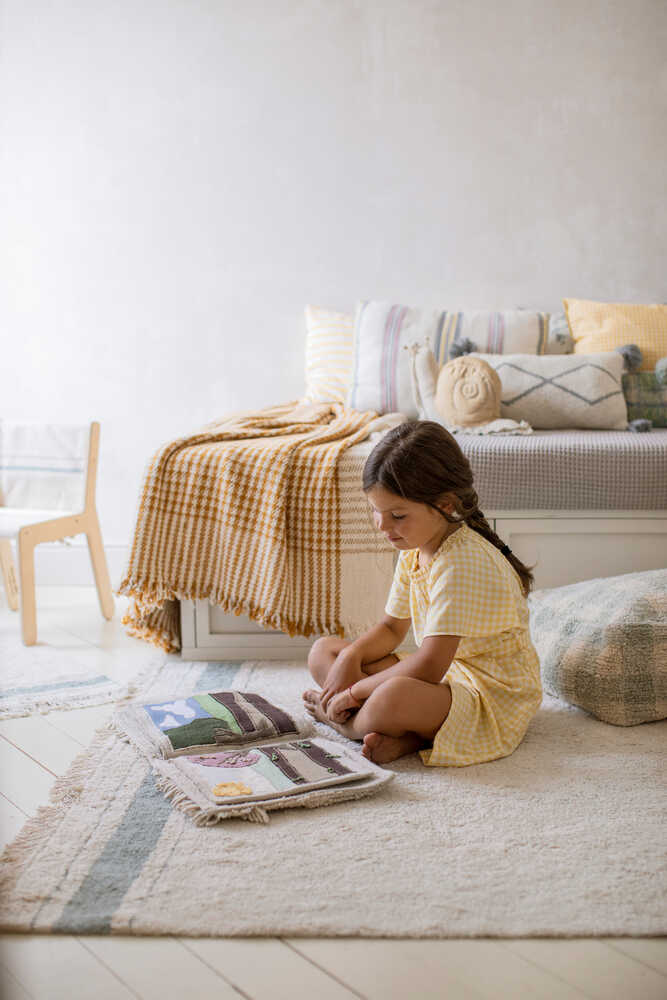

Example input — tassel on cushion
[615,343,643,372]
[628,418,653,432]
[655,357,667,385]
[449,337,477,358]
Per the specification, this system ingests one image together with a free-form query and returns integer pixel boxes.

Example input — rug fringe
[0,645,168,721]
[154,774,270,825]
[0,725,120,894]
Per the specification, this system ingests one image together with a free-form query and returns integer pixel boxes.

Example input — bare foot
[302,689,328,724]
[302,689,357,738]
[361,731,426,764]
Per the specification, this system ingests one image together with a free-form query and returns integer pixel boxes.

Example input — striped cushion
[303,305,355,404]
[564,299,667,372]
[348,302,549,417]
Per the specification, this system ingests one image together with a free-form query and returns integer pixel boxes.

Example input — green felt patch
[166,716,232,750]
[193,693,243,733]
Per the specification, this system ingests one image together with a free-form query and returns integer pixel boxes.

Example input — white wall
[2,0,666,582]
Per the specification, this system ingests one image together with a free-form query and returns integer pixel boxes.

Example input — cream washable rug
[1,660,665,937]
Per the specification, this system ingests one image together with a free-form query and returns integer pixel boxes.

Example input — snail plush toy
[407,340,531,433]
[435,355,503,428]
[409,338,666,433]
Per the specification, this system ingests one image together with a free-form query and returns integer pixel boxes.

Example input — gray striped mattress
[341,429,667,512]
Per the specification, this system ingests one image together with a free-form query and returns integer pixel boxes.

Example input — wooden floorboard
[183,937,362,1000]
[81,937,245,1000]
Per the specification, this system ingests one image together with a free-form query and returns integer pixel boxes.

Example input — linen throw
[118,402,377,652]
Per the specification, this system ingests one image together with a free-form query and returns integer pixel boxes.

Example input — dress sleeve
[423,546,522,638]
[384,551,412,620]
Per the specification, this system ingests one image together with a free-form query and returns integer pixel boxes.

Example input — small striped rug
[0,630,167,720]
[1,661,665,937]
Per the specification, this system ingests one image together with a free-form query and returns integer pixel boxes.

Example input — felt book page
[115,690,395,824]
[158,737,372,805]
[115,690,314,760]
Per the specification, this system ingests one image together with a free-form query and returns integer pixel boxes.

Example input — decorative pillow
[545,311,574,354]
[435,357,502,427]
[469,351,628,429]
[564,299,667,372]
[408,343,532,433]
[303,305,354,404]
[408,340,441,420]
[348,302,550,416]
[622,371,667,427]
[528,568,667,726]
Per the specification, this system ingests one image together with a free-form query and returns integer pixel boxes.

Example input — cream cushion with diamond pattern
[469,351,628,429]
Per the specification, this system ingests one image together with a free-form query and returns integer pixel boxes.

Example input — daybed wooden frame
[180,508,667,659]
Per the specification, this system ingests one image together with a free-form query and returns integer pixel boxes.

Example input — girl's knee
[307,635,343,676]
[374,675,416,703]
[364,676,414,718]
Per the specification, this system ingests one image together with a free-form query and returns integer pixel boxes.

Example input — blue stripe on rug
[52,771,172,934]
[51,660,242,933]
[196,661,244,690]
[1,676,112,699]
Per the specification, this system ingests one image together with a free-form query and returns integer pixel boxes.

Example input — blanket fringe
[119,582,347,653]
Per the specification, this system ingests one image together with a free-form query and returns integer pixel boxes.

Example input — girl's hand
[326,688,362,724]
[319,651,363,712]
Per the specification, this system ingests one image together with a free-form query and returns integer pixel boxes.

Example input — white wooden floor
[0,587,665,1000]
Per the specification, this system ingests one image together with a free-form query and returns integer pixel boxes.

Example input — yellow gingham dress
[385,523,542,767]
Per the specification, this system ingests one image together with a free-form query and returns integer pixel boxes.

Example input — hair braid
[363,420,536,596]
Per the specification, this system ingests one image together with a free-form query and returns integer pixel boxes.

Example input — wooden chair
[0,420,114,645]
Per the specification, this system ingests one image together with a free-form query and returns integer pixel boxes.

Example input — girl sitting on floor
[302,420,542,765]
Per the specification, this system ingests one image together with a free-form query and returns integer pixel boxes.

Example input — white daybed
[180,427,667,659]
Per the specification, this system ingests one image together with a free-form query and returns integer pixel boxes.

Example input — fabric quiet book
[114,690,393,824]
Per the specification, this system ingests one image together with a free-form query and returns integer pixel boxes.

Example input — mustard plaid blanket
[118,402,377,652]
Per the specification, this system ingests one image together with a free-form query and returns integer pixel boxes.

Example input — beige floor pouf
[528,568,667,726]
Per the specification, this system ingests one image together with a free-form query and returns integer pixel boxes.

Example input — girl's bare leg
[304,675,452,764]
[306,635,399,688]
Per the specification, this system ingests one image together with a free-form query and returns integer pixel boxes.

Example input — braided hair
[362,420,535,596]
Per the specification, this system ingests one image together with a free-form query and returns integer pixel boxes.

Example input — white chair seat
[0,507,76,538]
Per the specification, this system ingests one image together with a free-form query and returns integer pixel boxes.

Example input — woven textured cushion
[564,299,667,372]
[469,351,628,429]
[303,305,355,404]
[348,302,550,416]
[528,569,667,726]
[622,371,667,427]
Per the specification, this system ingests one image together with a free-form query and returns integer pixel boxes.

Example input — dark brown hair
[363,420,535,596]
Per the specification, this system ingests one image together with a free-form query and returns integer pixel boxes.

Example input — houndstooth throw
[118,402,377,652]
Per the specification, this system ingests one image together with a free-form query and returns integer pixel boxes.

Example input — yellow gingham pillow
[303,305,354,404]
[564,299,667,372]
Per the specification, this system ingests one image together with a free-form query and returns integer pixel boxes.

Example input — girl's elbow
[419,657,451,684]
